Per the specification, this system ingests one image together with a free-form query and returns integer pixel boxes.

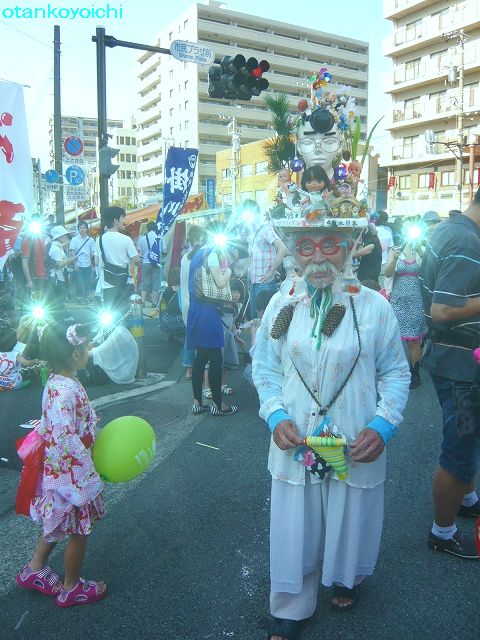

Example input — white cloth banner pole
[0,81,32,270]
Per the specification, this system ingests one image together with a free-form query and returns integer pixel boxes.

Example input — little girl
[16,321,107,608]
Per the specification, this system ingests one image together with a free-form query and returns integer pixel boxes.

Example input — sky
[0,0,392,170]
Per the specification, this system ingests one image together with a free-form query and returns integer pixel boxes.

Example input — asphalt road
[0,359,479,639]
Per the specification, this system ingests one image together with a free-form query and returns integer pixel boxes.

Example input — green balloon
[93,416,156,483]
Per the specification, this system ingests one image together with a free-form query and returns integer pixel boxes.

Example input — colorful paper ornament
[305,436,348,480]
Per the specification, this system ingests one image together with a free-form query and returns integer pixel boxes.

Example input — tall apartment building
[108,124,138,206]
[136,0,369,201]
[48,115,124,166]
[382,0,480,216]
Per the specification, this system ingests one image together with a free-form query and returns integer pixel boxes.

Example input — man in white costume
[253,210,410,639]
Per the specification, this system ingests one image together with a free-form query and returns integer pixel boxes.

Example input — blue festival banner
[205,177,216,209]
[150,146,198,263]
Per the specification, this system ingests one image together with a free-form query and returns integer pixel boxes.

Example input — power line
[0,19,52,48]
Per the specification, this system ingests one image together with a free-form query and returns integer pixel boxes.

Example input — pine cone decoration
[321,304,346,337]
[270,304,296,340]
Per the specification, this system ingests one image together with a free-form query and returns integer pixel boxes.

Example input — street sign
[64,136,84,157]
[62,155,86,165]
[65,164,85,186]
[42,181,60,191]
[44,169,59,184]
[64,185,87,201]
[205,177,216,209]
[170,40,215,65]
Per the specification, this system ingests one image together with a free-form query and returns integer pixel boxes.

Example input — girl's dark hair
[168,267,181,287]
[301,165,330,191]
[0,322,17,352]
[229,278,244,300]
[40,322,93,371]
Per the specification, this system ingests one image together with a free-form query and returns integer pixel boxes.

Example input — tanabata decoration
[93,416,156,483]
[304,435,348,480]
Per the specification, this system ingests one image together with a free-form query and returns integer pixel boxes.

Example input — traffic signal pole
[95,27,109,224]
[53,25,65,225]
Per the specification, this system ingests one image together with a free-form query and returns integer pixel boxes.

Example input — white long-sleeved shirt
[252,286,410,488]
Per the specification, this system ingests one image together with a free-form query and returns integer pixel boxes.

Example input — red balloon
[298,99,308,112]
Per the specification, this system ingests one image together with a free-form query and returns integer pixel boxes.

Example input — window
[169,31,173,41]
[441,171,456,187]
[126,170,132,179]
[404,97,422,119]
[170,108,174,116]
[169,89,173,98]
[222,168,231,179]
[241,164,253,177]
[432,7,449,30]
[405,58,421,81]
[132,155,136,162]
[170,127,174,135]
[119,136,125,145]
[179,123,182,131]
[405,18,422,42]
[184,100,189,110]
[169,70,173,79]
[185,120,189,129]
[125,136,131,145]
[184,80,188,90]
[119,153,125,162]
[398,175,411,190]
[240,191,254,201]
[418,173,429,188]
[184,19,188,29]
[255,161,268,174]
[184,140,189,147]
[464,168,480,184]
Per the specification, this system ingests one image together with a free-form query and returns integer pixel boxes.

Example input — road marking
[195,442,220,450]
[14,610,28,630]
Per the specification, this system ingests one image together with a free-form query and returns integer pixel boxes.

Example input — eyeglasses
[295,236,341,257]
[297,136,342,154]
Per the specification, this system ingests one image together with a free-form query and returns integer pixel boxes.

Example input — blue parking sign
[65,165,85,186]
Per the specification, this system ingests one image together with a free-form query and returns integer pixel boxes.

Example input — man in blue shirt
[420,188,480,560]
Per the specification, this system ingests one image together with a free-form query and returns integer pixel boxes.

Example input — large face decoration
[296,115,342,176]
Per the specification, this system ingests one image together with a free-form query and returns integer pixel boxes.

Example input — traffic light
[99,145,120,178]
[207,55,270,101]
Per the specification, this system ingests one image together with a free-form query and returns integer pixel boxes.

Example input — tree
[110,196,135,211]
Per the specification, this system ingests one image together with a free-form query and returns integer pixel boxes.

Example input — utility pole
[53,25,65,225]
[444,28,466,210]
[226,117,240,207]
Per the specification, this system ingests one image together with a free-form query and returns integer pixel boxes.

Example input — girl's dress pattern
[389,257,426,340]
[31,374,104,542]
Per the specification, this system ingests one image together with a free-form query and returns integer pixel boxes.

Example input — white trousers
[270,474,384,620]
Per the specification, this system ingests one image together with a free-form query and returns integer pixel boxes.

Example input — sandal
[192,403,209,415]
[56,578,107,608]
[221,385,235,395]
[330,584,361,611]
[210,404,238,416]
[16,564,62,597]
[267,617,303,640]
[203,388,213,400]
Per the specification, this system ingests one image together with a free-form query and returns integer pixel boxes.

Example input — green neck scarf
[310,286,332,350]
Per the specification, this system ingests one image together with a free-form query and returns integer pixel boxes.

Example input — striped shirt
[420,213,480,381]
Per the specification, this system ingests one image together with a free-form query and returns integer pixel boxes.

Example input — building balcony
[137,137,164,158]
[387,45,480,94]
[387,93,479,131]
[383,0,435,20]
[137,156,162,173]
[197,18,368,65]
[384,139,468,166]
[384,0,480,57]
[137,172,162,191]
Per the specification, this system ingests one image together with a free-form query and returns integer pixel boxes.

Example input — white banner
[0,81,32,270]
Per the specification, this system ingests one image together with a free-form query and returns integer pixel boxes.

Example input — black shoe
[427,530,479,559]
[457,500,480,518]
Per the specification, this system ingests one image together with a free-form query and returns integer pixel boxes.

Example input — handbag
[99,235,129,288]
[194,252,232,304]
[454,380,480,438]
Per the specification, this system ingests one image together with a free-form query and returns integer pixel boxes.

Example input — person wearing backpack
[137,221,165,309]
[94,207,140,313]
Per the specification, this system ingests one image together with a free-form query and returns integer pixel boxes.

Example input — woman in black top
[356,227,382,283]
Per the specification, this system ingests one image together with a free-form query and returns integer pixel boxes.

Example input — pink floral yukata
[31,374,104,542]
